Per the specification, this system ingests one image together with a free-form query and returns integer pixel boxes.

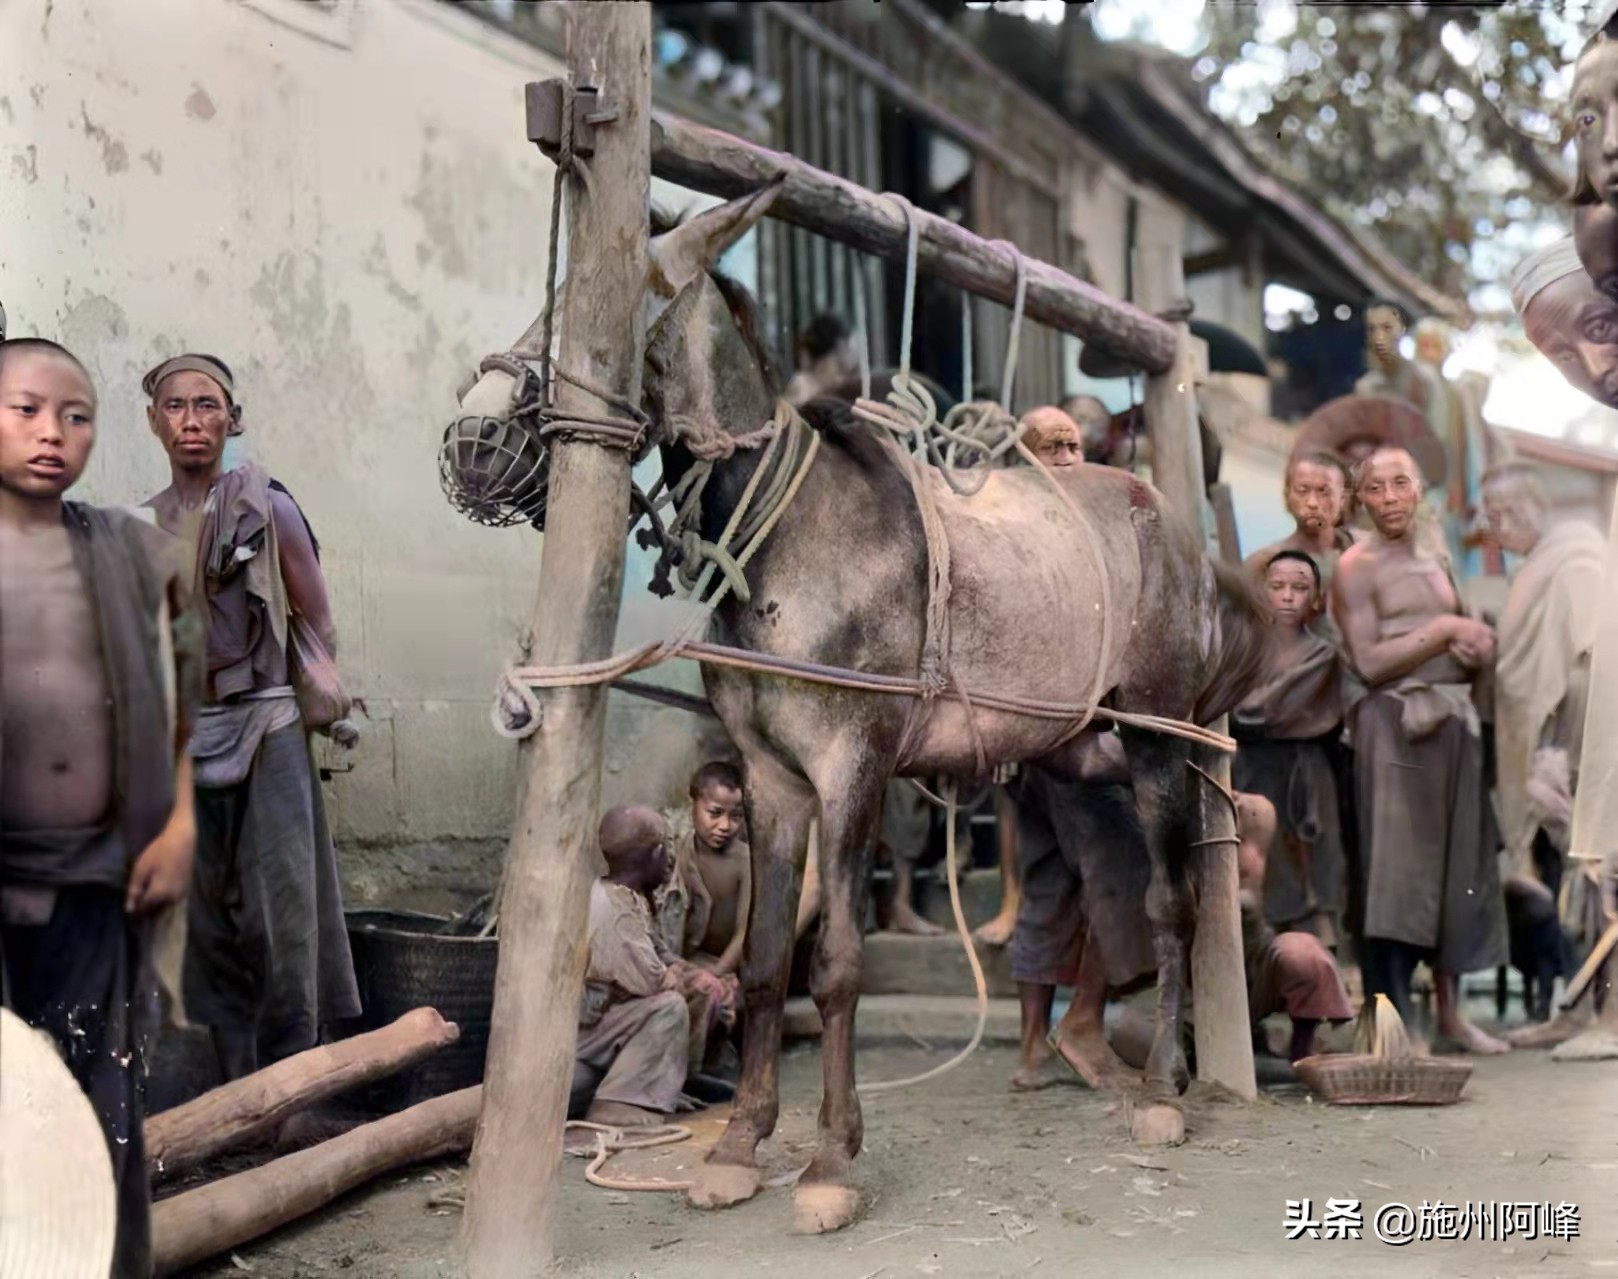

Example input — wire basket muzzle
[438,412,551,530]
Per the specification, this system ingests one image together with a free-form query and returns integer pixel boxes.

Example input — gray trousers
[576,990,688,1113]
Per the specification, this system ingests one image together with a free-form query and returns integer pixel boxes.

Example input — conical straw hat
[0,1007,117,1278]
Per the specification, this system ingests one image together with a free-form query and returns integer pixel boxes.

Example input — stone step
[783,995,1021,1045]
[913,866,1006,932]
[859,930,1018,999]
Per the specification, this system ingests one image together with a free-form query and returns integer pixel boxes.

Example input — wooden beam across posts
[649,112,1178,374]
[1136,232,1257,1104]
[460,6,652,1275]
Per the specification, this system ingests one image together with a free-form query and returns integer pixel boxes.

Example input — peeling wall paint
[1,0,745,858]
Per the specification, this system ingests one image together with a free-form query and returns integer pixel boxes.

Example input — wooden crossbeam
[648,112,1178,374]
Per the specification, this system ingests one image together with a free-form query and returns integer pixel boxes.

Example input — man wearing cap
[1512,236,1618,411]
[143,353,360,1081]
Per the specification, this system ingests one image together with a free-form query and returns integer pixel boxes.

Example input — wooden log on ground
[152,1085,481,1277]
[462,7,653,1276]
[648,113,1177,374]
[145,1008,460,1180]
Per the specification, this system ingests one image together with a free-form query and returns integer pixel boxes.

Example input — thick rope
[860,779,988,1093]
[561,1121,693,1192]
[500,635,1234,752]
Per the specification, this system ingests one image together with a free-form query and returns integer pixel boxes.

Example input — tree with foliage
[1089,0,1603,308]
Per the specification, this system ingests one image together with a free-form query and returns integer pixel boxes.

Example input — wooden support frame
[649,113,1178,373]
[468,10,1255,1260]
[461,6,652,1275]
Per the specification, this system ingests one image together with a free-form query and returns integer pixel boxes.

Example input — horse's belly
[904,475,1145,768]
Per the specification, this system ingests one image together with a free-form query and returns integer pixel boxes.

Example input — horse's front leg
[1119,728,1196,1099]
[793,755,886,1234]
[688,746,815,1210]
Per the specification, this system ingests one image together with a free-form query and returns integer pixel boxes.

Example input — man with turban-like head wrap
[143,353,360,1082]
[1512,236,1618,410]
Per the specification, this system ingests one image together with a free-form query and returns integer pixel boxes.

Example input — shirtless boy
[0,338,200,1276]
[682,762,751,976]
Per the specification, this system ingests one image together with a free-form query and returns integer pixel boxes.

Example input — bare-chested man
[143,353,359,1080]
[0,338,202,1276]
[1332,446,1509,1053]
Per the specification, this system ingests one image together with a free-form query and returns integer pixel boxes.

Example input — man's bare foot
[1551,1026,1618,1062]
[1434,1022,1511,1056]
[1050,1023,1139,1092]
[974,908,1018,948]
[584,1100,665,1128]
[1505,1008,1589,1049]
[1010,1046,1064,1092]
[889,902,946,937]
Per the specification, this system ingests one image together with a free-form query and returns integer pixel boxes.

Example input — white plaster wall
[1,0,748,852]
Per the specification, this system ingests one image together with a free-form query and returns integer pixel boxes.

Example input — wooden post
[460,7,652,1274]
[1138,234,1256,1101]
[1553,492,1618,1057]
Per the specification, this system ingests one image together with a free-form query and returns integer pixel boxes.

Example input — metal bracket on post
[526,79,618,160]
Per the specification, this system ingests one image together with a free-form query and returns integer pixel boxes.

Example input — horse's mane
[651,203,780,396]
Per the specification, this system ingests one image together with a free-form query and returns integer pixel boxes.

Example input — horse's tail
[1192,556,1271,727]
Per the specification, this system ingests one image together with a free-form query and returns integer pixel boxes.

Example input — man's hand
[127,825,194,915]
[1448,617,1495,668]
[126,822,195,916]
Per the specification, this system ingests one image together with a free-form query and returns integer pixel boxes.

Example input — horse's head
[454,181,781,442]
[642,181,783,448]
[442,182,780,528]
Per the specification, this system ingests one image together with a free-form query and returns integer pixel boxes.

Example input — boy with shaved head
[1,338,202,1275]
[143,352,359,1081]
[582,806,736,1125]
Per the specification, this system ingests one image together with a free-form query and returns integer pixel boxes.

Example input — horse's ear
[647,177,784,299]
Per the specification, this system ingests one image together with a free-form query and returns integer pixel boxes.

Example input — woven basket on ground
[345,909,497,1109]
[1293,1053,1472,1106]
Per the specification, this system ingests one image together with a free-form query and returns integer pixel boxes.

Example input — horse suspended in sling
[479,186,1270,1236]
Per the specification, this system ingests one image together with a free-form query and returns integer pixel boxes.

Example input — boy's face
[1264,559,1318,627]
[0,349,97,501]
[692,783,745,852]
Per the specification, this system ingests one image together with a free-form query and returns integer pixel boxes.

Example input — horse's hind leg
[688,748,815,1211]
[1118,725,1200,1099]
[794,757,886,1234]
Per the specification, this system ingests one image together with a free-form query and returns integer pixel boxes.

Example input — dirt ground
[189,1039,1617,1279]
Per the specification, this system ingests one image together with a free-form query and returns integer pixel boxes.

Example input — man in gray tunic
[144,353,359,1079]
[1332,446,1508,1053]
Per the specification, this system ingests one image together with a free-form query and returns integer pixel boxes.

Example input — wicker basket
[1293,1053,1472,1106]
[345,909,498,1110]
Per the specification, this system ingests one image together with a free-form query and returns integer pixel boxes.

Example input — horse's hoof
[1128,1099,1186,1148]
[793,1181,861,1234]
[687,1161,762,1210]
